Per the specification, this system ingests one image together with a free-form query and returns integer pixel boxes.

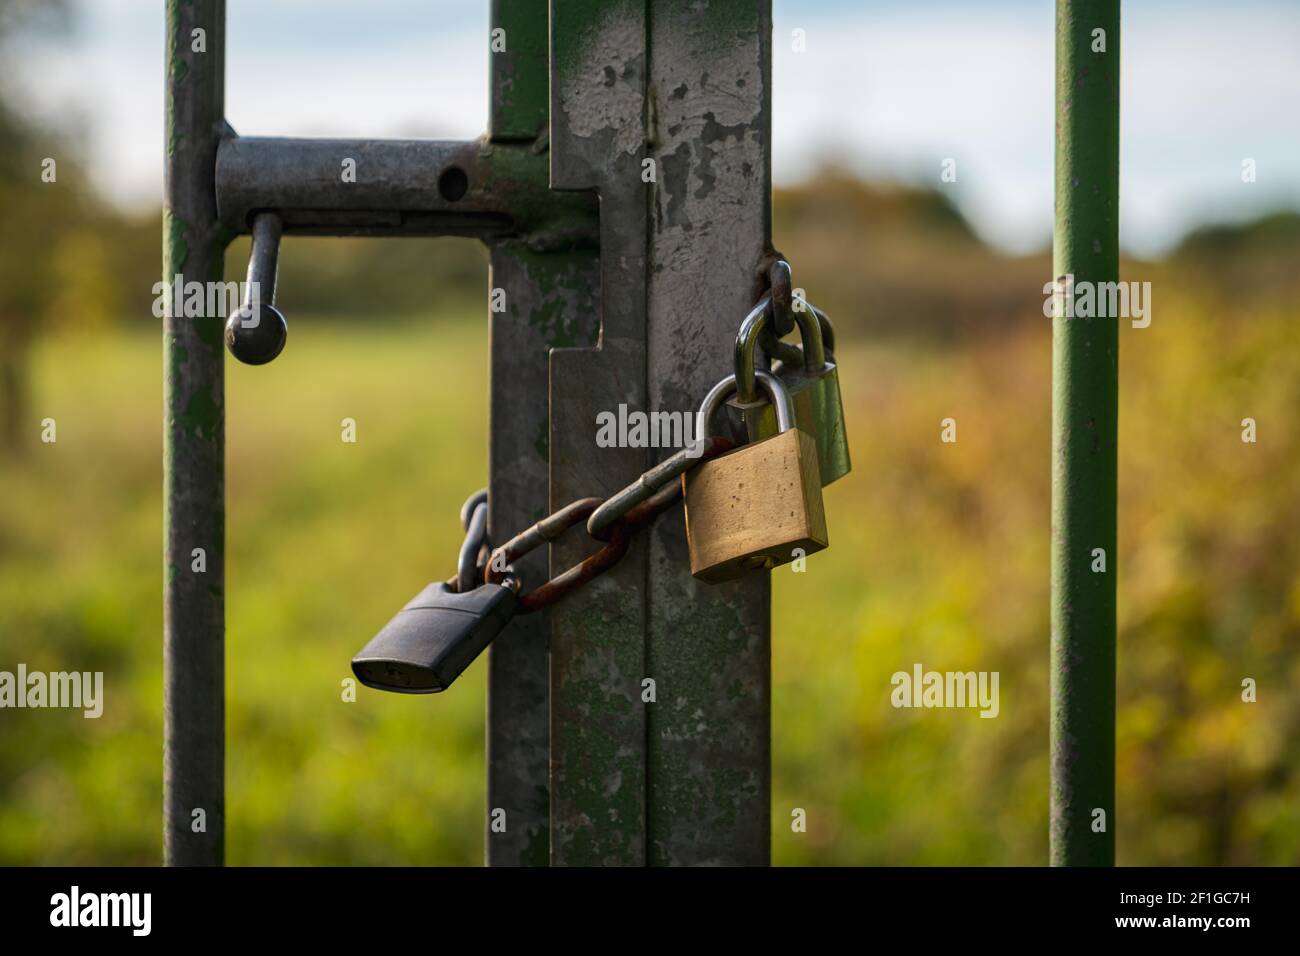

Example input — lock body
[682,426,828,582]
[351,581,517,693]
[726,357,850,485]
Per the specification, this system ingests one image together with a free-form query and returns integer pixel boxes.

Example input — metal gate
[164,0,774,867]
[163,0,1121,867]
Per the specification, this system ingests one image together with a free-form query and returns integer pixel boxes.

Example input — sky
[6,0,1299,256]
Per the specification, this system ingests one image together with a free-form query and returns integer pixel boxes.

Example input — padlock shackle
[734,292,827,403]
[733,296,769,404]
[697,368,795,442]
[456,499,489,594]
[767,259,796,337]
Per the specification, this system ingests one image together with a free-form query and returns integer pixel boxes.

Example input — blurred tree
[1171,212,1300,310]
[772,167,1051,342]
[0,0,75,450]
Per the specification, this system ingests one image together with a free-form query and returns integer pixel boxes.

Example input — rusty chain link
[482,436,733,613]
[454,261,832,614]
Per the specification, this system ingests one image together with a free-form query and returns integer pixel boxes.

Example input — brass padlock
[726,298,850,485]
[683,369,828,582]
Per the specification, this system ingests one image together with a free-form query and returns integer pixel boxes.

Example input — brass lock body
[684,369,828,582]
[726,298,850,485]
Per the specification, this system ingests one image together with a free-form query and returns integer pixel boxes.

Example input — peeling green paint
[163,208,189,277]
[551,0,627,81]
[551,588,646,865]
[490,0,549,140]
[166,0,191,85]
[179,384,221,442]
[479,142,598,251]
[195,314,221,350]
[498,242,598,349]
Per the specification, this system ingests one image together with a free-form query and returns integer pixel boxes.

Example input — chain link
[483,436,732,613]
[456,489,490,594]
[450,262,833,613]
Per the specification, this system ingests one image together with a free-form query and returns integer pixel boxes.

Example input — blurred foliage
[0,0,76,446]
[0,0,1297,857]
[224,235,488,320]
[772,285,1300,865]
[1,257,1297,863]
[1167,211,1300,319]
[773,167,1049,341]
[1,317,493,864]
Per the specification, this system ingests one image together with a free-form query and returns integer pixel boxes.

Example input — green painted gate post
[163,0,227,866]
[1050,0,1120,867]
[485,0,601,867]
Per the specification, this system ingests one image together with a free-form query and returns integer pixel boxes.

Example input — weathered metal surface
[486,0,601,869]
[486,243,598,867]
[215,136,596,246]
[545,0,775,866]
[645,0,773,865]
[164,0,228,867]
[548,0,652,866]
[167,0,772,868]
[1051,0,1119,867]
[490,0,549,142]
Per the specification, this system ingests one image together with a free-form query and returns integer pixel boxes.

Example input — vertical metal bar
[645,0,773,865]
[548,0,651,866]
[486,247,598,868]
[484,248,551,867]
[1051,0,1119,867]
[485,0,551,869]
[489,0,548,143]
[487,0,601,866]
[164,0,227,866]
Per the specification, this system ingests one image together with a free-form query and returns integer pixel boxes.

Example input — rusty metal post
[645,0,773,866]
[548,0,773,865]
[485,0,600,867]
[163,0,227,866]
[548,0,652,866]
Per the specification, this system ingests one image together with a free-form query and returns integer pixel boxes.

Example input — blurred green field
[1,294,1298,865]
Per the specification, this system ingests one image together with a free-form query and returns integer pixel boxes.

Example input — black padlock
[351,581,518,693]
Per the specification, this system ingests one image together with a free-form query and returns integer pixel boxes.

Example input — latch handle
[224,212,288,365]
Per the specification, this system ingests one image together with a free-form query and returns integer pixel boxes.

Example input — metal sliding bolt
[224,212,288,365]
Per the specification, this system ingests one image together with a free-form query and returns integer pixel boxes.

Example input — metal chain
[450,262,834,614]
[483,436,733,613]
